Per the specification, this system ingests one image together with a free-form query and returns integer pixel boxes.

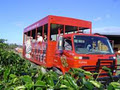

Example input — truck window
[64,38,72,51]
[74,35,114,54]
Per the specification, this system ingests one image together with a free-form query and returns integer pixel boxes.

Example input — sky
[0,0,120,45]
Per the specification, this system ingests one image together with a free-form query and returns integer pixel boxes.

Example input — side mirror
[58,36,63,54]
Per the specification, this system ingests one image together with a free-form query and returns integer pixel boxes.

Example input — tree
[0,39,8,49]
[0,39,7,43]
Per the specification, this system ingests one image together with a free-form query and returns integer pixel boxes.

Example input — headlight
[109,56,116,59]
[74,56,89,60]
[74,56,82,59]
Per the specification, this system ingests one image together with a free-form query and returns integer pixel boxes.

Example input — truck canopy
[24,15,92,34]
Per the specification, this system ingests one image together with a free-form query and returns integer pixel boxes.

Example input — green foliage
[8,43,18,50]
[3,67,11,82]
[107,82,120,90]
[0,40,120,89]
[0,43,9,50]
[0,38,22,51]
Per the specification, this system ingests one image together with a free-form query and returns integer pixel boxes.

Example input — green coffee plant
[0,42,120,90]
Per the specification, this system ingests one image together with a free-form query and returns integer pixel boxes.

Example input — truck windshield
[74,35,114,54]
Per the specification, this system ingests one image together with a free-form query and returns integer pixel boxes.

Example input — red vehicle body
[23,15,118,78]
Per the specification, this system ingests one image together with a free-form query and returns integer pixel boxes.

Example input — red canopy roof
[24,15,92,33]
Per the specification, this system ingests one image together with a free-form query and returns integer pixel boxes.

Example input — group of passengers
[26,33,47,44]
[37,32,47,42]
[25,33,47,58]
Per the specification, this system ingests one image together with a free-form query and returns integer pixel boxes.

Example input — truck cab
[55,33,116,76]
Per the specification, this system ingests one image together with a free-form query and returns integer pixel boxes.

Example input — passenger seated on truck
[37,33,44,42]
[44,34,47,42]
[64,39,72,51]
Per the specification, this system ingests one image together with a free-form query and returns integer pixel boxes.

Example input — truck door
[54,36,64,67]
[61,37,73,69]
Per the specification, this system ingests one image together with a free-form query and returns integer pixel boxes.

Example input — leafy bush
[0,41,120,90]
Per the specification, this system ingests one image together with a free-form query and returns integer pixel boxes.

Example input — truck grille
[81,59,116,77]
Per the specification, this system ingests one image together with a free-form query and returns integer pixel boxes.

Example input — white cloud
[93,26,120,35]
[93,17,102,21]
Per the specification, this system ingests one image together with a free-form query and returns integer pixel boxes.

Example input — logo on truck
[61,55,68,67]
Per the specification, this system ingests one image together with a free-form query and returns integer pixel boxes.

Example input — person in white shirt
[37,32,43,42]
[25,37,32,58]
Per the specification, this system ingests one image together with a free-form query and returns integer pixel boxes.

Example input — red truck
[23,15,120,81]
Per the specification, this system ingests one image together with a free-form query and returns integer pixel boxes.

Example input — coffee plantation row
[0,42,120,90]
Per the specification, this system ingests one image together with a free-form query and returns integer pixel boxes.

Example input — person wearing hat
[37,32,43,42]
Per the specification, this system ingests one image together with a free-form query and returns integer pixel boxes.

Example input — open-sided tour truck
[23,15,120,82]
